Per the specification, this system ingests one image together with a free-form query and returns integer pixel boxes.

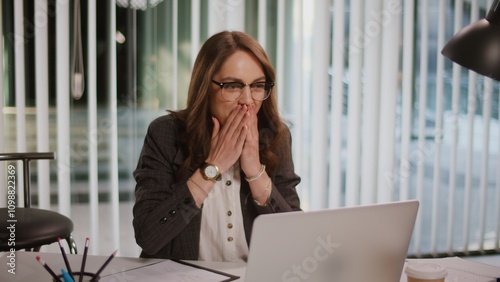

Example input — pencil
[36,255,62,282]
[61,268,75,282]
[92,249,118,280]
[58,237,75,281]
[79,237,89,282]
[78,237,89,282]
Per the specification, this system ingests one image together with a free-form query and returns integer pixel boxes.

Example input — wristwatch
[200,162,222,181]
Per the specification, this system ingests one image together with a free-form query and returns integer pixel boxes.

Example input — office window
[1,0,498,257]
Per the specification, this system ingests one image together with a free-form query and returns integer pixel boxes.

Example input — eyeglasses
[212,80,274,101]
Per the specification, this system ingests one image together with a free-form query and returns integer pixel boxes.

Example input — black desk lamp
[441,0,500,81]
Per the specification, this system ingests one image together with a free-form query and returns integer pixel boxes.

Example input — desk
[0,251,163,281]
[1,251,499,281]
[0,252,246,281]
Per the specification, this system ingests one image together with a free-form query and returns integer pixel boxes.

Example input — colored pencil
[36,255,61,282]
[79,237,89,282]
[92,250,118,280]
[58,237,75,281]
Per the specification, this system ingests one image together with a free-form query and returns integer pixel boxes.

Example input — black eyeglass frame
[211,80,275,101]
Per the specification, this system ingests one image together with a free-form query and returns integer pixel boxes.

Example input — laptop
[244,200,419,282]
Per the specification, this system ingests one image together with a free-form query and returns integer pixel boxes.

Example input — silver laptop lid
[245,200,419,282]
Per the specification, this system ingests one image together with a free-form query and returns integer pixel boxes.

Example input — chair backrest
[0,152,55,207]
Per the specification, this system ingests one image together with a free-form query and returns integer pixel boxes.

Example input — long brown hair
[170,30,291,179]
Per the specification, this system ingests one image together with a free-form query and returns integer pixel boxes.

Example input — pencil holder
[52,271,100,282]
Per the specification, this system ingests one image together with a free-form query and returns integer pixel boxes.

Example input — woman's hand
[240,105,262,178]
[206,105,249,173]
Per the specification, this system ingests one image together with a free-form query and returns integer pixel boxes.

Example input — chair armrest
[0,152,55,161]
[0,152,56,207]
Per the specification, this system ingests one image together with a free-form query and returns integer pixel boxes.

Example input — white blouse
[198,162,249,262]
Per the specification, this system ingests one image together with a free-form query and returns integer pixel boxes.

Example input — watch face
[205,165,218,178]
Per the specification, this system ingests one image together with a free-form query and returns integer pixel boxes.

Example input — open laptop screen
[245,200,419,282]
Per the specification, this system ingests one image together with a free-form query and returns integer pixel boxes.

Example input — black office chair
[0,152,77,253]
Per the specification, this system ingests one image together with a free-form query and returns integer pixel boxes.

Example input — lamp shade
[441,0,500,81]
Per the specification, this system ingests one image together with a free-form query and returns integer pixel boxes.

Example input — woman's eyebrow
[219,76,266,83]
[251,76,267,82]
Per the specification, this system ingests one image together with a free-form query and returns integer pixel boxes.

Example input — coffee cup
[405,262,447,282]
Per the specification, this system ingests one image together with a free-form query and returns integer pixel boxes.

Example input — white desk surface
[1,251,499,281]
[0,252,245,282]
[0,251,164,281]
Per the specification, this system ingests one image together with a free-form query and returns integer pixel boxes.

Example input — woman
[133,30,301,261]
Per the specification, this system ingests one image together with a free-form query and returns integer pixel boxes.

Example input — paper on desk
[99,259,238,282]
[405,257,500,282]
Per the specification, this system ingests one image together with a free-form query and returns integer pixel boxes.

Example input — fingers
[236,124,248,151]
[211,116,220,140]
[218,105,250,140]
[240,105,261,175]
[207,106,249,171]
[246,106,258,136]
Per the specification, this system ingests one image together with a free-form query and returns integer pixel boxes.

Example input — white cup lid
[405,262,447,280]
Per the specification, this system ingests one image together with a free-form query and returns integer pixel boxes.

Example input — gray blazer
[133,114,301,259]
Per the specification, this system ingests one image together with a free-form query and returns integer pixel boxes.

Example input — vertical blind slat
[463,67,476,253]
[430,0,446,254]
[329,0,345,208]
[446,0,463,254]
[172,0,178,109]
[400,0,415,201]
[14,0,26,203]
[35,0,51,209]
[109,0,121,255]
[478,0,495,253]
[277,0,285,110]
[414,0,429,255]
[88,0,99,254]
[497,86,500,251]
[310,0,330,209]
[376,0,400,203]
[302,2,314,208]
[191,0,200,67]
[56,0,72,217]
[478,77,492,251]
[463,1,480,253]
[360,0,383,205]
[292,0,304,206]
[226,0,245,31]
[208,0,223,35]
[345,0,363,206]
[258,0,266,46]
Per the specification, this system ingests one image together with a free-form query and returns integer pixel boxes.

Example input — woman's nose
[238,86,253,104]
